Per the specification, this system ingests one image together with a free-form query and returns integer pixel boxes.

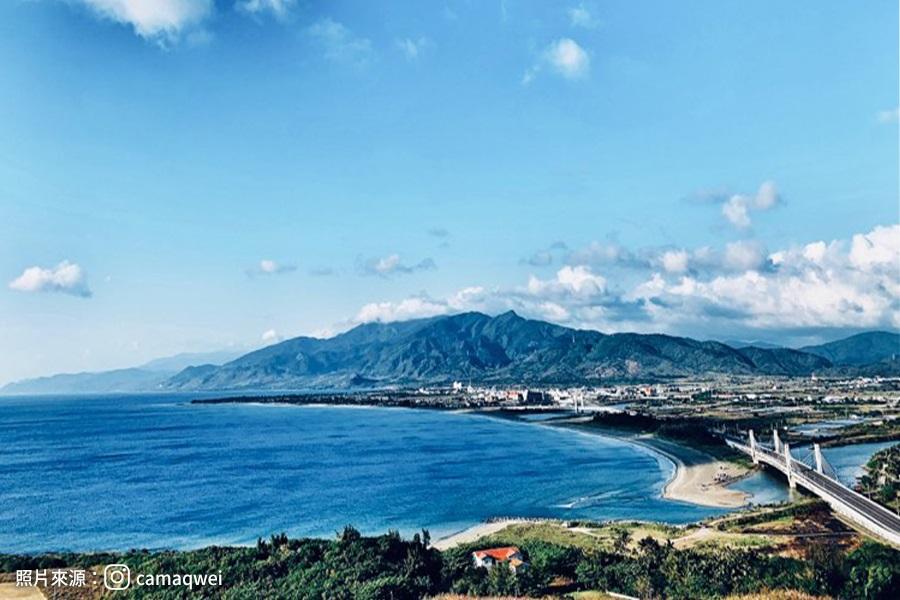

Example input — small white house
[472,546,527,573]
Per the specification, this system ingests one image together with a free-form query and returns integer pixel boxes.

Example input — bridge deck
[726,438,900,547]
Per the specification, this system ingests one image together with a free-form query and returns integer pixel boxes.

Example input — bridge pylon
[783,442,796,488]
[814,443,824,475]
[748,429,758,464]
[773,429,781,454]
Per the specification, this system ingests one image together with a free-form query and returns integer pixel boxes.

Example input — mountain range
[0,350,244,395]
[3,312,897,395]
[163,312,898,391]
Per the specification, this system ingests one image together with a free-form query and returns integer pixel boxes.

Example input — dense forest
[3,527,899,599]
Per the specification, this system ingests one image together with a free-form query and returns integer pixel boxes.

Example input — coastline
[639,435,751,508]
[535,417,753,509]
[201,397,756,511]
[432,519,530,550]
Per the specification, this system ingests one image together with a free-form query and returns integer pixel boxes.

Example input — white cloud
[306,18,372,65]
[69,0,212,43]
[396,37,431,61]
[877,107,900,124]
[349,224,900,340]
[546,38,590,79]
[661,250,689,273]
[568,3,600,29]
[528,265,606,297]
[359,254,436,277]
[524,38,590,84]
[9,261,92,298]
[752,180,779,210]
[723,240,767,271]
[237,0,295,20]
[261,329,283,344]
[630,224,900,332]
[720,181,782,229]
[722,196,751,228]
[848,225,900,272]
[565,239,767,275]
[567,241,636,267]
[247,259,296,277]
[355,297,449,323]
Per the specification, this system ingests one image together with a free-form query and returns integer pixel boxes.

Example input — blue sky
[1,0,898,383]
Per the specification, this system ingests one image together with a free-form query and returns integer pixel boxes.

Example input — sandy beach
[659,455,750,508]
[625,434,751,508]
[539,418,753,509]
[432,519,529,550]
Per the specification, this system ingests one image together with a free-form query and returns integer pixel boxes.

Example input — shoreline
[431,519,531,550]
[535,418,753,509]
[209,398,757,510]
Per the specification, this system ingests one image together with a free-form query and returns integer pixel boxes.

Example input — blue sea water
[821,440,896,486]
[0,394,884,554]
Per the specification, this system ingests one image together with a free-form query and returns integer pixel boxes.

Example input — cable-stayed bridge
[725,430,900,548]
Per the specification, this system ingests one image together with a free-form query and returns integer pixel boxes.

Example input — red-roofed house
[472,546,527,573]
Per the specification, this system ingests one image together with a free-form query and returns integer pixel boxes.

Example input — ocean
[0,393,881,554]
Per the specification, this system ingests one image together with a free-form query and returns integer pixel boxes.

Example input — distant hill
[0,368,168,395]
[0,349,245,396]
[721,340,783,350]
[10,319,894,395]
[139,350,245,372]
[163,311,841,391]
[800,331,900,366]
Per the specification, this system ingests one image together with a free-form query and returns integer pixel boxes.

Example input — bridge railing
[725,433,900,547]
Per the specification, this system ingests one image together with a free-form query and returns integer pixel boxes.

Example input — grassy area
[470,499,867,558]
[475,519,784,554]
[723,593,829,600]
[569,592,627,600]
[479,522,608,552]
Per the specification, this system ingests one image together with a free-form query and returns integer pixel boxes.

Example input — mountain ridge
[163,311,885,391]
[800,331,899,366]
[6,315,896,395]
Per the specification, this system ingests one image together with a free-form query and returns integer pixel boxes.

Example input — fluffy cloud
[527,265,606,297]
[355,297,449,323]
[563,239,769,275]
[546,38,590,79]
[721,181,781,229]
[567,241,639,268]
[660,250,689,274]
[261,329,283,344]
[722,240,768,272]
[523,38,590,84]
[247,259,296,277]
[306,18,372,65]
[9,261,92,298]
[350,224,900,341]
[359,254,436,277]
[69,0,212,43]
[629,225,900,332]
[849,225,900,272]
[237,0,295,20]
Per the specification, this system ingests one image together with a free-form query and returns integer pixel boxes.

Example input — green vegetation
[714,500,829,532]
[3,527,899,599]
[858,444,900,511]
[584,411,746,463]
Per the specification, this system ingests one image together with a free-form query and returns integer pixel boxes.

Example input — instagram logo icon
[103,564,131,590]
